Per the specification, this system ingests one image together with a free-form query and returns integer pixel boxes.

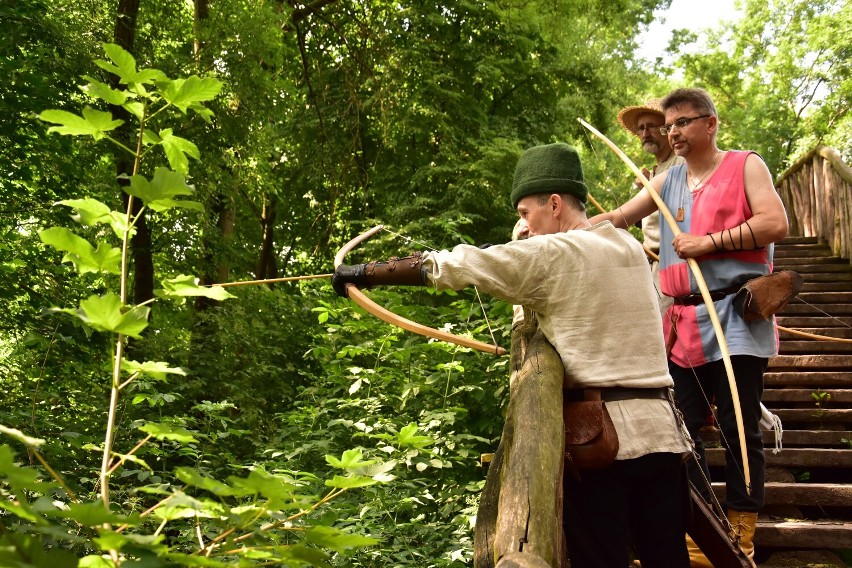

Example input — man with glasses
[590,87,788,565]
[616,98,684,314]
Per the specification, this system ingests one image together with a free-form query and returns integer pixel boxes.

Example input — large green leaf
[160,76,223,113]
[173,467,241,497]
[46,501,139,527]
[39,107,123,141]
[155,129,200,174]
[396,423,434,450]
[324,475,376,489]
[126,168,203,212]
[325,448,376,470]
[61,293,150,338]
[303,526,378,553]
[39,227,122,275]
[122,360,187,381]
[95,43,167,86]
[80,77,128,105]
[56,198,132,239]
[138,422,198,444]
[155,275,234,301]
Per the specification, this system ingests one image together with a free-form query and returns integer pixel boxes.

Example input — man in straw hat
[591,87,789,565]
[617,97,684,314]
[333,142,692,567]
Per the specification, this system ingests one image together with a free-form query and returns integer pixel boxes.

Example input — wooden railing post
[776,145,852,263]
[474,314,567,568]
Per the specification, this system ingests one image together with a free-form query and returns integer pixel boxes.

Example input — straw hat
[617,98,665,136]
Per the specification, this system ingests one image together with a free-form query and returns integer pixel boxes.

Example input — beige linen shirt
[422,221,691,460]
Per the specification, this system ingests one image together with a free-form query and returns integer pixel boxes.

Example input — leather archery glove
[332,263,369,297]
[333,253,428,298]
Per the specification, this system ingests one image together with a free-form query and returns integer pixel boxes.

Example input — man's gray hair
[661,88,717,118]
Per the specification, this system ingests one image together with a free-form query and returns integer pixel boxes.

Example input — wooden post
[474,316,566,567]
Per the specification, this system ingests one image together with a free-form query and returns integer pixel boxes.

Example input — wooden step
[754,519,852,549]
[779,341,852,354]
[770,408,852,424]
[780,303,852,315]
[762,388,852,403]
[778,237,820,245]
[783,271,852,283]
[772,262,852,273]
[776,316,852,327]
[705,448,852,468]
[712,482,852,507]
[796,292,852,303]
[760,430,852,447]
[768,355,852,371]
[800,281,852,292]
[774,246,834,258]
[779,327,852,340]
[774,257,849,267]
[764,371,852,387]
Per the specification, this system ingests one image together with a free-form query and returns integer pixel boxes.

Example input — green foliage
[7,0,847,565]
[668,0,851,174]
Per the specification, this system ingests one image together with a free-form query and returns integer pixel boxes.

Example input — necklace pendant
[676,207,684,222]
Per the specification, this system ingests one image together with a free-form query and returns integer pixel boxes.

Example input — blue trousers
[670,355,766,512]
[563,452,689,568]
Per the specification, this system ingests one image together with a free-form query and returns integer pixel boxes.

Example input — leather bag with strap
[563,389,619,474]
[733,270,803,321]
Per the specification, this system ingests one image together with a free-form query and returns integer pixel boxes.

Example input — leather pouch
[733,270,803,321]
[563,389,619,472]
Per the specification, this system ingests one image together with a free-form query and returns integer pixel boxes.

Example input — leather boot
[686,533,713,568]
[727,509,758,559]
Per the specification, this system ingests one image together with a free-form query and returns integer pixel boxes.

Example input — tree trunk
[111,0,153,307]
[256,193,278,281]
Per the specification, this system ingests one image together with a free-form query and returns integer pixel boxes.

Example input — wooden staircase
[706,236,852,562]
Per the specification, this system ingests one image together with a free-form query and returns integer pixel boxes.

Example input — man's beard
[642,140,660,154]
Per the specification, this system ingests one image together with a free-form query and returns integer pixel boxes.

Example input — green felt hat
[511,143,588,207]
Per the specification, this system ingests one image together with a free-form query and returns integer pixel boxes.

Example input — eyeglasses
[636,124,663,133]
[659,114,712,136]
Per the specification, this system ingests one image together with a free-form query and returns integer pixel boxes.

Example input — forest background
[1,0,850,566]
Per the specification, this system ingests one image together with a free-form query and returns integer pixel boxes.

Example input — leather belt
[565,387,669,403]
[672,285,740,306]
[601,387,669,402]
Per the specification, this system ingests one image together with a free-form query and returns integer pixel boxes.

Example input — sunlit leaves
[95,43,167,86]
[125,168,203,212]
[0,425,46,448]
[80,77,128,105]
[58,293,150,338]
[303,526,379,553]
[122,359,186,381]
[138,422,198,444]
[160,76,223,116]
[155,274,235,301]
[150,129,200,174]
[38,227,122,274]
[39,107,123,141]
[325,448,376,470]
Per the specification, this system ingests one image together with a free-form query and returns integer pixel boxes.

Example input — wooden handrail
[775,145,852,264]
[474,315,568,567]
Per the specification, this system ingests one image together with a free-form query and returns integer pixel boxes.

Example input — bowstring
[668,304,747,525]
[380,226,501,350]
[790,296,852,329]
[581,127,627,210]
